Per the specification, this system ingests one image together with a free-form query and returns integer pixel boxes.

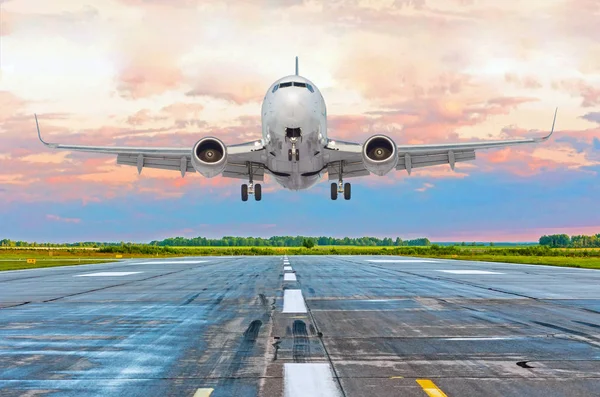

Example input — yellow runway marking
[416,379,448,397]
[390,376,404,379]
[193,388,214,397]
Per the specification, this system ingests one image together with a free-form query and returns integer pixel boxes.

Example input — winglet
[295,56,299,76]
[35,114,55,148]
[541,107,558,141]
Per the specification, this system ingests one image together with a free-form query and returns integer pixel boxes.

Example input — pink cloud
[116,58,184,100]
[185,65,269,105]
[46,214,81,224]
[0,9,12,36]
[504,73,543,89]
[553,79,600,107]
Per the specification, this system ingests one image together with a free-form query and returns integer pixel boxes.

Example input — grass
[1,245,599,271]
[420,254,600,270]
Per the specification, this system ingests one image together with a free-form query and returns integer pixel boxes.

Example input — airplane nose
[277,92,307,128]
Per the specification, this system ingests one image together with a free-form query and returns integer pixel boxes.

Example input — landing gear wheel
[241,184,248,202]
[295,149,300,161]
[330,183,338,200]
[344,182,351,200]
[288,149,292,162]
[255,184,262,201]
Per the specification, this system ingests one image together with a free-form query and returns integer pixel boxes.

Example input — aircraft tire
[255,184,262,201]
[241,184,248,201]
[330,183,338,200]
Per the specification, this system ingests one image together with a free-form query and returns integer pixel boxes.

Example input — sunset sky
[1,0,599,243]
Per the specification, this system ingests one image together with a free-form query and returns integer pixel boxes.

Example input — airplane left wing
[35,115,266,180]
[325,108,557,179]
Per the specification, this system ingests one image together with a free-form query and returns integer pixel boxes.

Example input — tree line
[0,236,431,248]
[148,236,432,247]
[539,234,600,248]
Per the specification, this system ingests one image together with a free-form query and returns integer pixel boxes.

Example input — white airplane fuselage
[260,75,328,190]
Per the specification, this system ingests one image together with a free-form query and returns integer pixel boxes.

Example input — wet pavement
[0,256,599,396]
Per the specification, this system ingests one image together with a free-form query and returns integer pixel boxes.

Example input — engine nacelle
[362,135,398,176]
[191,137,227,178]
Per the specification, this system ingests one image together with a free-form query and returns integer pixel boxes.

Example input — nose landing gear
[288,145,300,162]
[286,128,302,162]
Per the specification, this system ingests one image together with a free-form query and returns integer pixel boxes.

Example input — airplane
[35,57,557,202]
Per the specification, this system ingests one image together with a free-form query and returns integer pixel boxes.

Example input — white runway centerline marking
[367,259,438,263]
[444,337,517,341]
[135,260,207,265]
[75,272,142,277]
[283,289,307,313]
[284,273,297,281]
[284,363,341,397]
[284,266,293,271]
[438,270,504,275]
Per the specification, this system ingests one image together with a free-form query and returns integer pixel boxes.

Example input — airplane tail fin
[295,56,299,76]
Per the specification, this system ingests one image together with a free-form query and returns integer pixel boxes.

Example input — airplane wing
[35,115,266,180]
[325,108,557,179]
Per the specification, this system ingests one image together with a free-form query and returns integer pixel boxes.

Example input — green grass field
[1,245,599,271]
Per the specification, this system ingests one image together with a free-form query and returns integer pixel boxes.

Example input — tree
[302,238,315,249]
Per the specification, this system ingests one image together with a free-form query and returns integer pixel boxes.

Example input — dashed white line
[438,270,503,275]
[284,363,341,397]
[444,337,517,341]
[74,272,142,277]
[193,388,214,397]
[284,273,297,281]
[283,289,307,313]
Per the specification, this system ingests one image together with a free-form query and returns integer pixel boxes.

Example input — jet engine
[191,137,227,178]
[362,135,398,176]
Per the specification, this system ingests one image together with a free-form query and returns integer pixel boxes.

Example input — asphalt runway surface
[0,256,599,396]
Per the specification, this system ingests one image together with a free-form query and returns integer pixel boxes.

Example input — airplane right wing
[325,108,557,179]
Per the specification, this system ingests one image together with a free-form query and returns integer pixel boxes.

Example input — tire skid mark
[292,320,310,363]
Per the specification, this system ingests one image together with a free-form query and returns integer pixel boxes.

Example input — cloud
[185,64,269,104]
[581,112,600,124]
[415,182,434,192]
[553,79,600,107]
[0,8,12,36]
[46,214,81,224]
[0,91,26,121]
[504,73,543,89]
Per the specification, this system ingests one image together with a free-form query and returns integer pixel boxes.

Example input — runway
[1,256,599,396]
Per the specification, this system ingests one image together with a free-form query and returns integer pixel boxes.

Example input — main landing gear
[330,181,351,200]
[241,183,261,201]
[241,162,262,202]
[330,161,351,200]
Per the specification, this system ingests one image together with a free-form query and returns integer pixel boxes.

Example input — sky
[0,0,599,243]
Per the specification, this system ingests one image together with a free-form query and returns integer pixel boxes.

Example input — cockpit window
[278,81,314,93]
[272,84,279,93]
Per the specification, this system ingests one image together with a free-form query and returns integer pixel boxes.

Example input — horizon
[1,1,599,241]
